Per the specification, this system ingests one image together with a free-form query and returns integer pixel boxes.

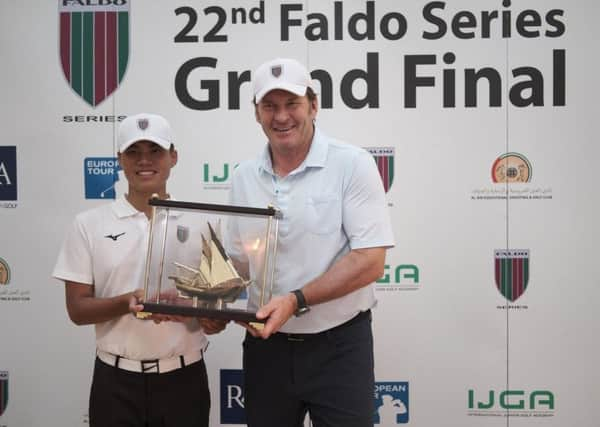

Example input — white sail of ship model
[170,222,248,301]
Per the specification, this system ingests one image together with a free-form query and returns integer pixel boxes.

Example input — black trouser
[89,357,210,427]
[243,310,374,427]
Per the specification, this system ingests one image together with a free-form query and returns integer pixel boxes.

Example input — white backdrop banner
[0,1,598,426]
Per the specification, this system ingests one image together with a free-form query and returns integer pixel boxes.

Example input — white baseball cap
[117,113,174,152]
[252,58,315,103]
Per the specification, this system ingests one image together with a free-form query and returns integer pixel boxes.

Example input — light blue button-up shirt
[226,128,395,333]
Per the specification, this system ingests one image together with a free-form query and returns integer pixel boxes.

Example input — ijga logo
[202,163,237,189]
[84,157,121,199]
[220,369,246,424]
[468,389,554,411]
[0,146,17,203]
[374,382,409,424]
[377,264,419,285]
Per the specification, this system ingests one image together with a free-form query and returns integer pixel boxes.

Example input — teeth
[138,171,155,176]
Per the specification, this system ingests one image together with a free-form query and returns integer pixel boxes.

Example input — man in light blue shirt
[228,57,395,427]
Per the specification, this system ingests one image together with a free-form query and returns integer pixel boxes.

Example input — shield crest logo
[271,65,282,78]
[137,118,149,131]
[494,249,529,302]
[59,1,130,107]
[366,147,394,193]
[177,225,189,243]
[0,371,8,417]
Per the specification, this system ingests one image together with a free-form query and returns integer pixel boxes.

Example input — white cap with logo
[117,113,174,153]
[252,58,315,103]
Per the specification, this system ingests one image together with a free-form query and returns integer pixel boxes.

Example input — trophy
[138,197,281,323]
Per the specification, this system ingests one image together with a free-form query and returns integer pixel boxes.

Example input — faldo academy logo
[0,146,17,208]
[495,249,529,302]
[84,157,121,199]
[59,0,130,107]
[365,147,394,193]
[0,371,7,417]
[0,258,10,286]
[472,152,552,200]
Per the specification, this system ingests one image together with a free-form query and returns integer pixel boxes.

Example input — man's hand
[238,293,296,339]
[129,288,188,324]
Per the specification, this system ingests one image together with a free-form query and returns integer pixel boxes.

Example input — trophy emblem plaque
[139,197,281,323]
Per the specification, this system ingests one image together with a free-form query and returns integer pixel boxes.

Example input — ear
[254,105,260,123]
[170,149,178,167]
[309,97,318,118]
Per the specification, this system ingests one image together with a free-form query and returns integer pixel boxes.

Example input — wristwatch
[292,289,310,317]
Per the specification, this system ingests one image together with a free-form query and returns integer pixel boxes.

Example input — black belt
[276,309,371,342]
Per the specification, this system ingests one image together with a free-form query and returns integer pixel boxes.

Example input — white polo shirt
[52,196,208,360]
[226,128,395,333]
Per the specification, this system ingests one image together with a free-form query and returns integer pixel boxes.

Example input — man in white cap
[53,113,219,427]
[226,58,395,426]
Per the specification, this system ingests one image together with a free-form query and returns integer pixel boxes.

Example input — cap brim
[118,137,171,153]
[255,82,308,103]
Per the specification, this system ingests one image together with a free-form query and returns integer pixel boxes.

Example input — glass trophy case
[139,197,280,323]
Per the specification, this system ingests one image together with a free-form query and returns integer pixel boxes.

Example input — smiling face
[117,140,177,199]
[255,89,318,162]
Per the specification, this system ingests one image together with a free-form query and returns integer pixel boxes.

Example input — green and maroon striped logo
[494,249,529,302]
[59,1,129,107]
[366,147,394,193]
[0,371,7,417]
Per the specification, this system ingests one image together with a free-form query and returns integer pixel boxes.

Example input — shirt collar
[112,195,139,218]
[258,127,328,176]
[111,195,182,219]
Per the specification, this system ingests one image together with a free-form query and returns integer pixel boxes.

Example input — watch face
[295,306,310,316]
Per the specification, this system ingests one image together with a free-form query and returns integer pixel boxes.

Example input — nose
[273,106,290,122]
[135,150,153,163]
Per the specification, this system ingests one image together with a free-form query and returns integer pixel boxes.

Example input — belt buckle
[141,359,160,373]
[287,334,305,342]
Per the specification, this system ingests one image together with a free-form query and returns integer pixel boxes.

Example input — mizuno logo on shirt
[104,232,126,241]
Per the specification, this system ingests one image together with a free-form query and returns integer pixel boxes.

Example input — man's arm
[252,246,386,338]
[65,281,142,325]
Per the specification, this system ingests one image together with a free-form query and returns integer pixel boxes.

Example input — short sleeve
[342,150,395,250]
[52,216,94,285]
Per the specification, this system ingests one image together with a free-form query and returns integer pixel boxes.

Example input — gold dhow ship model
[169,222,250,305]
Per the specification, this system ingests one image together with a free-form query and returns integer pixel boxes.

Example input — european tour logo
[59,0,129,107]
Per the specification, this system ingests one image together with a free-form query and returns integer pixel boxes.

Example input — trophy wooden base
[140,302,264,324]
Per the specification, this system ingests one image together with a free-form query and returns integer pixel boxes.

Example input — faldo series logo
[495,249,529,309]
[59,0,129,107]
[365,147,394,193]
[374,382,409,424]
[471,152,552,200]
[0,371,7,417]
[0,146,17,208]
[84,157,121,199]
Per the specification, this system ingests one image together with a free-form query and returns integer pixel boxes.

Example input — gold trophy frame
[139,197,280,323]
